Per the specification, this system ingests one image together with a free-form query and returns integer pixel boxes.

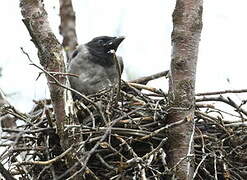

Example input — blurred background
[0,0,247,112]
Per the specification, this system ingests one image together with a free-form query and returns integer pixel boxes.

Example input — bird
[68,36,125,100]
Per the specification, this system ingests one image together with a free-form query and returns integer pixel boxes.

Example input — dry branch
[196,88,247,96]
[129,70,169,84]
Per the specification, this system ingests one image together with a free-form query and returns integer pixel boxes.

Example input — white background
[0,0,247,112]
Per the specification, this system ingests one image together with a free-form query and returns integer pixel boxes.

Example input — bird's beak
[105,36,125,51]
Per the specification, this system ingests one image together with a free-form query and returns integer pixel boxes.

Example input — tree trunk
[19,0,68,152]
[19,1,84,178]
[59,0,78,61]
[166,0,203,179]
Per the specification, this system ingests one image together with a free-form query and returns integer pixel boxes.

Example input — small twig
[37,165,52,180]
[139,118,187,140]
[193,154,209,179]
[75,101,96,128]
[2,127,54,134]
[13,145,74,166]
[57,107,143,180]
[65,126,164,140]
[129,71,169,84]
[10,147,46,153]
[117,136,138,159]
[196,95,247,116]
[105,140,128,161]
[96,153,115,171]
[75,156,100,180]
[224,122,247,127]
[213,153,218,180]
[196,88,247,96]
[120,90,146,105]
[186,114,195,178]
[128,82,166,95]
[122,81,151,103]
[0,162,16,180]
[159,149,169,172]
[20,47,106,123]
[196,103,215,109]
[37,71,79,78]
[142,138,167,160]
[195,111,231,135]
[170,156,187,172]
[118,116,153,124]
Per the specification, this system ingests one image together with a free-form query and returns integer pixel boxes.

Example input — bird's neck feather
[87,46,115,67]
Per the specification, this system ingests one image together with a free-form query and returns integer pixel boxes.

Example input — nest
[0,82,247,179]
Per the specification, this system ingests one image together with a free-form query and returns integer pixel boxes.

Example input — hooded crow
[68,36,124,100]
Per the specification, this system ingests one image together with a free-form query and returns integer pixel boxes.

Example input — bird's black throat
[87,46,115,67]
[84,36,124,67]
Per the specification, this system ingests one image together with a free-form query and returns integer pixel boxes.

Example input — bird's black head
[87,36,125,53]
[86,36,125,66]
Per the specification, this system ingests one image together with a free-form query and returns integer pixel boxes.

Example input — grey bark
[59,0,78,61]
[166,0,203,179]
[19,0,68,153]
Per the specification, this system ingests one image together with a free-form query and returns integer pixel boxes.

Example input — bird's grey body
[68,36,124,99]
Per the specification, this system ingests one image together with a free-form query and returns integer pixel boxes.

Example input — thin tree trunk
[19,1,83,178]
[167,0,203,179]
[59,0,78,61]
[19,0,67,150]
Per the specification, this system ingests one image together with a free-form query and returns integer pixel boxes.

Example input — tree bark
[19,0,67,149]
[59,0,78,61]
[19,1,83,178]
[167,0,203,179]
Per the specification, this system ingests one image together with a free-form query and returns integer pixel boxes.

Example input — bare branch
[14,145,74,166]
[0,162,16,180]
[196,88,247,96]
[129,70,169,84]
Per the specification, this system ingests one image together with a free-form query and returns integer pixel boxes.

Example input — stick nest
[1,83,247,179]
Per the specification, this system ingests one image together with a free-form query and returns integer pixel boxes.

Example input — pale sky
[1,0,247,112]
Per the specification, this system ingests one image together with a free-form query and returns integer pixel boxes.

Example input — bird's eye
[98,40,104,45]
